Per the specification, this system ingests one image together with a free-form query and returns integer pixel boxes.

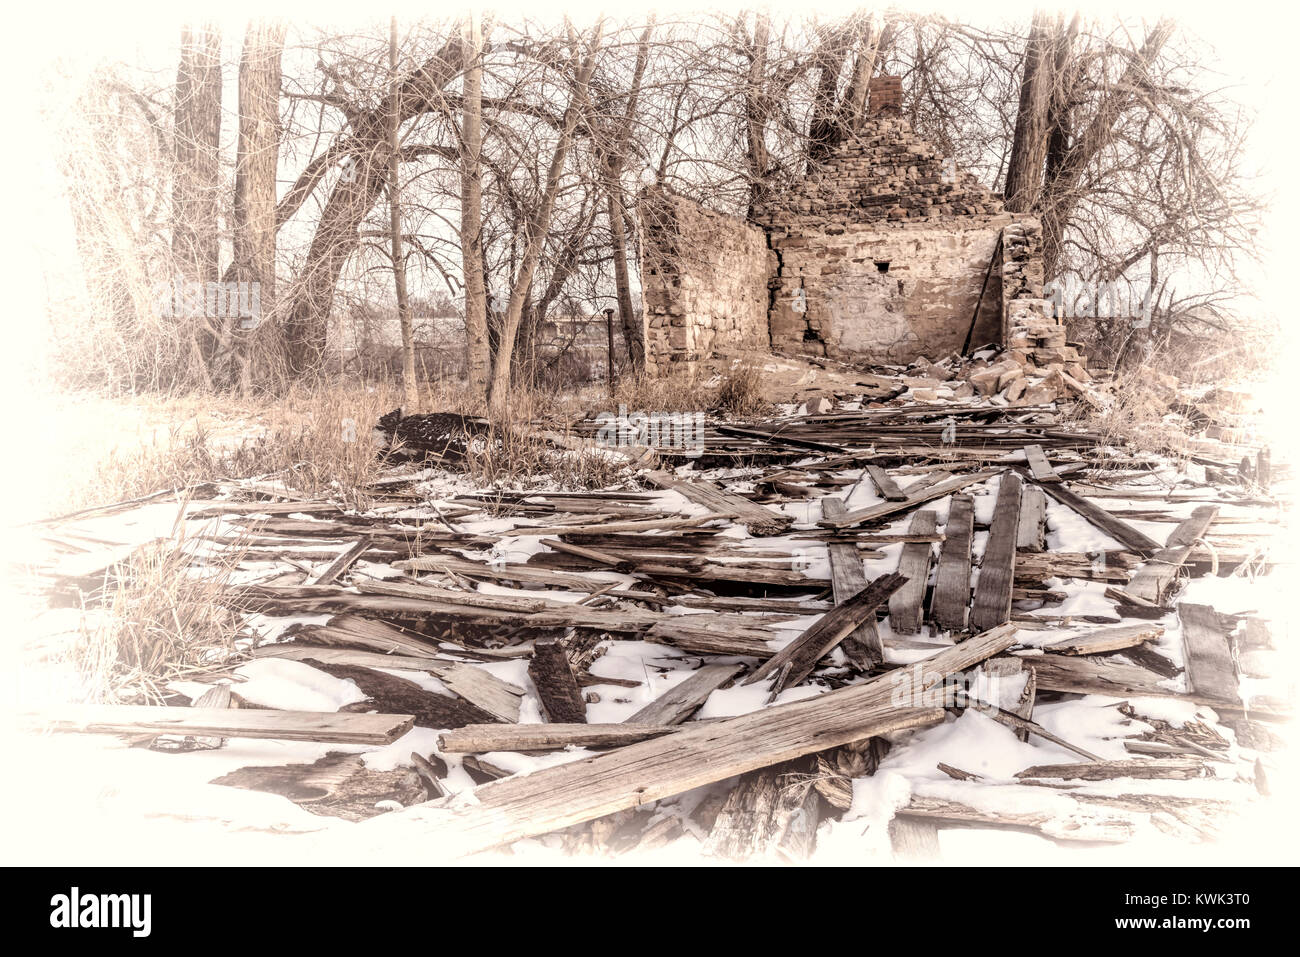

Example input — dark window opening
[802,328,822,342]
[875,260,891,273]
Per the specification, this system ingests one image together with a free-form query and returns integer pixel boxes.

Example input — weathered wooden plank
[309,661,500,729]
[643,470,792,535]
[1016,486,1047,551]
[26,706,414,745]
[969,472,1023,632]
[1177,602,1240,703]
[1039,483,1162,554]
[1044,622,1164,656]
[366,625,1021,857]
[819,471,999,528]
[1016,758,1212,781]
[898,793,1133,843]
[304,535,373,586]
[865,465,908,501]
[528,637,589,723]
[821,497,884,669]
[1023,444,1061,483]
[743,573,906,690]
[624,663,745,726]
[889,511,937,635]
[438,723,675,753]
[1124,506,1218,605]
[931,494,974,632]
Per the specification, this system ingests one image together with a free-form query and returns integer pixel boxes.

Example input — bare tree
[388,17,418,410]
[460,13,491,398]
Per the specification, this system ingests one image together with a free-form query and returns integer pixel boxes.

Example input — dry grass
[68,527,250,705]
[713,360,768,418]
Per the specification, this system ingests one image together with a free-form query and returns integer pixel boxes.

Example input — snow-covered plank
[25,705,414,745]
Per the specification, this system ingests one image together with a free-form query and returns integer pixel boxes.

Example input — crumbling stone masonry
[636,84,1069,376]
[636,187,773,376]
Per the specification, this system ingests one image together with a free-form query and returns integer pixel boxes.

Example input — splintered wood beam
[742,572,907,691]
[1038,483,1162,555]
[932,494,975,633]
[438,723,675,753]
[818,471,1000,528]
[1023,444,1061,483]
[865,465,908,501]
[25,706,415,745]
[624,663,745,726]
[1177,602,1240,704]
[969,472,1023,633]
[1044,622,1164,656]
[704,757,821,862]
[367,624,1020,857]
[889,511,938,635]
[820,497,884,669]
[1016,486,1047,552]
[528,638,589,723]
[643,470,792,535]
[1123,506,1218,605]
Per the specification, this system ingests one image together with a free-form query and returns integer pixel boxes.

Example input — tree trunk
[388,17,418,411]
[743,13,772,214]
[460,13,491,400]
[219,19,284,390]
[172,23,222,379]
[487,27,600,418]
[1004,12,1060,213]
[603,19,653,372]
[280,36,466,378]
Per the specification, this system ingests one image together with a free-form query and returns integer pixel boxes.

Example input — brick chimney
[868,75,903,116]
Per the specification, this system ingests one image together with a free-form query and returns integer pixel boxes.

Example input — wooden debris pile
[25,386,1288,863]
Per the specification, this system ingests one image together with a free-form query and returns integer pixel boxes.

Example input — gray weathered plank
[1123,506,1218,605]
[932,494,974,632]
[889,511,938,634]
[1177,602,1240,703]
[625,662,744,725]
[865,465,908,501]
[1038,482,1162,554]
[438,723,674,753]
[528,638,588,723]
[1023,444,1061,483]
[821,497,885,669]
[745,573,906,691]
[969,472,1023,632]
[1016,486,1047,551]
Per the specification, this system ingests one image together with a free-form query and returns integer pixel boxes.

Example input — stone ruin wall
[635,87,1062,374]
[636,187,773,376]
